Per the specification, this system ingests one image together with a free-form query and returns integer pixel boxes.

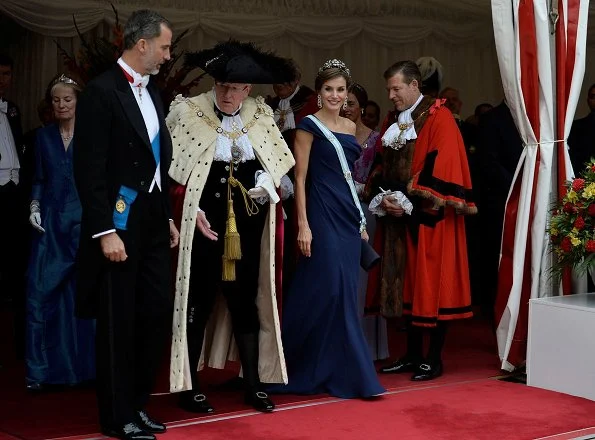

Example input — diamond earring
[343,98,348,111]
[317,94,322,109]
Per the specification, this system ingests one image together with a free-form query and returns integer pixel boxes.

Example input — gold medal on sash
[115,198,126,213]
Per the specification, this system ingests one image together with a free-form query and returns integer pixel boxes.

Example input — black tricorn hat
[185,40,296,84]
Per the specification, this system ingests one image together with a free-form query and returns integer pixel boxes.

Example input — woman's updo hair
[348,83,368,108]
[46,74,82,104]
[315,59,353,91]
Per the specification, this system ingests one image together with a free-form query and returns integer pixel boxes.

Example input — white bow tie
[0,100,7,114]
[129,72,150,89]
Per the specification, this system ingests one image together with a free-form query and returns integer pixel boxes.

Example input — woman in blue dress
[26,75,95,390]
[271,60,385,398]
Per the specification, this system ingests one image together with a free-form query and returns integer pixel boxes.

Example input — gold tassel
[222,257,236,281]
[223,199,242,260]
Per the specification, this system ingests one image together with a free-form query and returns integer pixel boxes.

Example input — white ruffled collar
[381,93,424,150]
[212,89,255,162]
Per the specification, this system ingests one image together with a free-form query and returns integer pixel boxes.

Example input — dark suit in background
[73,64,173,430]
[477,101,523,319]
[0,100,28,358]
[567,111,595,175]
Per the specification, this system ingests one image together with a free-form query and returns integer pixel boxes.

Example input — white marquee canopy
[0,0,575,129]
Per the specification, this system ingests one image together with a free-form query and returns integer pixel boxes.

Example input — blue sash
[113,131,160,230]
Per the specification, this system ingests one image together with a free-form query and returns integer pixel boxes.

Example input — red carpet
[4,314,593,439]
[155,379,595,440]
[0,316,499,439]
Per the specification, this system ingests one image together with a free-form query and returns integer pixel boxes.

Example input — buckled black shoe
[379,357,419,374]
[245,391,275,413]
[178,391,215,414]
[135,410,166,434]
[102,422,155,440]
[411,361,443,381]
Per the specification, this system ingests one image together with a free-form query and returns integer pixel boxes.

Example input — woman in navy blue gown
[25,75,95,389]
[271,60,385,398]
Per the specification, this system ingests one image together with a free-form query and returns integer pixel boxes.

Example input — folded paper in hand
[369,188,413,216]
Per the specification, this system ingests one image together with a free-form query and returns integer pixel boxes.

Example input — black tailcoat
[73,64,172,318]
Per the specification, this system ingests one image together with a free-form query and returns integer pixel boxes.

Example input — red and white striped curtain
[491,0,589,371]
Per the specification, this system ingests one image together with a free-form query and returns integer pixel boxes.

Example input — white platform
[527,293,595,401]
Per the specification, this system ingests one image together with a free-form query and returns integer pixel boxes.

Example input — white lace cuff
[368,189,413,216]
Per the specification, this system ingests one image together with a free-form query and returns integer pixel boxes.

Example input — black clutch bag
[360,239,380,271]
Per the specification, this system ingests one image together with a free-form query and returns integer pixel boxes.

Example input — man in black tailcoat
[73,10,179,440]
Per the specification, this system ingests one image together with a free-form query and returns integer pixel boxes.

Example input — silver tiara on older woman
[52,74,79,87]
[318,59,351,76]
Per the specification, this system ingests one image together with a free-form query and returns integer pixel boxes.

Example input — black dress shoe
[379,358,419,374]
[135,410,166,434]
[411,361,443,381]
[245,391,275,413]
[178,391,215,414]
[102,422,155,440]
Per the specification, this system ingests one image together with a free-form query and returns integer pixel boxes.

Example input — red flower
[574,217,586,230]
[588,204,595,217]
[560,237,572,253]
[586,240,595,253]
[563,202,576,214]
[572,178,586,192]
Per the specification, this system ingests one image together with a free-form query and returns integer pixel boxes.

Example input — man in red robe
[364,60,476,381]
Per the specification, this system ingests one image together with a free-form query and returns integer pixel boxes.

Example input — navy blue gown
[271,117,385,398]
[26,124,95,386]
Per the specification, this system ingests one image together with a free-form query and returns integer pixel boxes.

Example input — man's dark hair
[0,53,14,68]
[383,60,421,86]
[588,83,595,95]
[474,102,493,117]
[123,10,171,50]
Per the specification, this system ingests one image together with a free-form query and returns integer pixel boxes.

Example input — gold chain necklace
[386,108,429,150]
[185,98,262,164]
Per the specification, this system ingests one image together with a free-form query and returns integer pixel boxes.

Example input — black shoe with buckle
[178,391,215,414]
[135,410,166,434]
[102,422,155,440]
[245,390,275,413]
[379,357,419,374]
[411,361,443,381]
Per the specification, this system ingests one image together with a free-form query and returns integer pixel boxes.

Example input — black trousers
[95,189,172,429]
[185,160,266,390]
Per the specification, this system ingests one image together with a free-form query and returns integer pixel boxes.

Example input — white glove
[248,171,280,204]
[29,200,45,233]
[280,175,294,201]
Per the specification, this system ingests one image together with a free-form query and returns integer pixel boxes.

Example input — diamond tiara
[318,59,350,76]
[53,74,79,87]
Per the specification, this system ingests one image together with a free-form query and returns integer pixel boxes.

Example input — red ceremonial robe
[365,97,476,327]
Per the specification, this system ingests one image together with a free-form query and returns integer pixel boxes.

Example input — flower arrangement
[548,158,595,276]
[56,4,205,109]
